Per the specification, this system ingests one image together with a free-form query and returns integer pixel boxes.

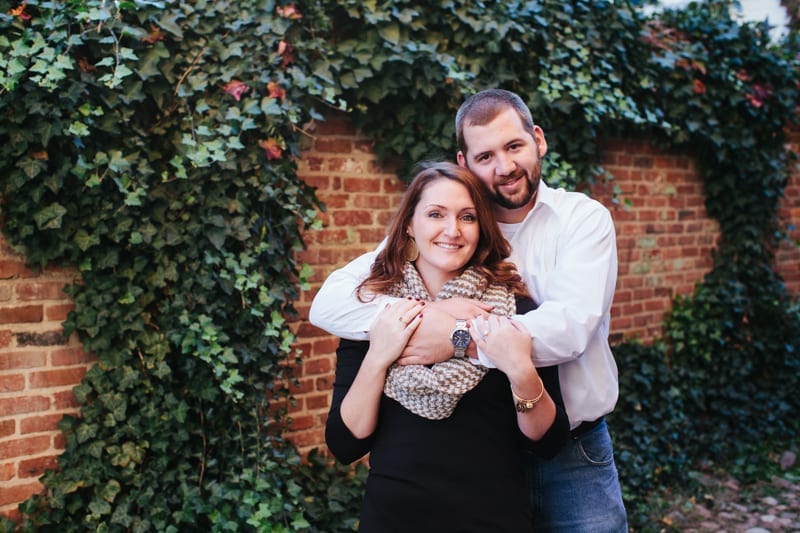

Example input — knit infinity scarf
[383,262,516,420]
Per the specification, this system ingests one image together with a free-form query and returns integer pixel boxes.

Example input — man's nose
[496,153,516,176]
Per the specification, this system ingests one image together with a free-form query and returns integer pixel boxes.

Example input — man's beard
[492,163,541,210]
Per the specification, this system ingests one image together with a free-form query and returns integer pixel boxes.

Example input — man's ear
[456,151,467,168]
[533,125,548,157]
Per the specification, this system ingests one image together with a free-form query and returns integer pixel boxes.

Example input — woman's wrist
[362,351,394,375]
[505,361,540,392]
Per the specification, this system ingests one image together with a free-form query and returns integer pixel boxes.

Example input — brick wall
[0,246,94,521]
[777,137,800,292]
[1,113,798,518]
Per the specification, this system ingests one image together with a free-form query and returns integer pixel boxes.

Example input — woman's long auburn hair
[357,161,527,300]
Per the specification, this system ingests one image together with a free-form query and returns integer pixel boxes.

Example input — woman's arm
[470,315,569,457]
[325,339,375,464]
[325,299,424,463]
[514,364,569,458]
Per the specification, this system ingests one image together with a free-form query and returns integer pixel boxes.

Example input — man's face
[457,108,547,223]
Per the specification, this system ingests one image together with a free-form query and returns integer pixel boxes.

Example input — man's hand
[432,298,493,319]
[396,299,492,366]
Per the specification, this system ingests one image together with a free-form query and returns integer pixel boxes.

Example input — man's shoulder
[542,183,609,215]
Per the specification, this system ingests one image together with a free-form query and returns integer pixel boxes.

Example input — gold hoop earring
[405,238,419,262]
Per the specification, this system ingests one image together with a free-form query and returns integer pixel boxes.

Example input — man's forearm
[309,249,388,340]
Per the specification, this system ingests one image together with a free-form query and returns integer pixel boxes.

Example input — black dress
[325,297,569,533]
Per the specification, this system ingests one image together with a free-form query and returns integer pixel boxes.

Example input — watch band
[451,319,470,358]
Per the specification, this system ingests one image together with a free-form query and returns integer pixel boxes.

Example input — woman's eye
[461,214,477,222]
[427,211,442,218]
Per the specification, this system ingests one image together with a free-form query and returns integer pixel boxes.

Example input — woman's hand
[469,315,534,379]
[366,298,425,370]
[470,315,557,441]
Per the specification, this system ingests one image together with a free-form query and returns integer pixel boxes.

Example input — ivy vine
[0,0,798,530]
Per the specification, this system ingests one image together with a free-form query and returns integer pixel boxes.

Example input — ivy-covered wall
[2,0,799,529]
[3,116,797,520]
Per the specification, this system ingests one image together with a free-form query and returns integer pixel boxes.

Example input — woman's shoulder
[514,294,537,314]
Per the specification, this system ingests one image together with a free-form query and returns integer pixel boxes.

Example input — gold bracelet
[511,376,544,413]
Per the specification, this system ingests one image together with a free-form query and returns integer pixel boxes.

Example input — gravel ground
[655,471,800,532]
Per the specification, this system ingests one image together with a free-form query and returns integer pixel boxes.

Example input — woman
[324,161,569,532]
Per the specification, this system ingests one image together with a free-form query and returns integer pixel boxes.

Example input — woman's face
[407,178,480,293]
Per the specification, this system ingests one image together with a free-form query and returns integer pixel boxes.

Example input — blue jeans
[526,419,628,532]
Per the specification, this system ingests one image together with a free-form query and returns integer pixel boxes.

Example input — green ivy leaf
[33,203,68,230]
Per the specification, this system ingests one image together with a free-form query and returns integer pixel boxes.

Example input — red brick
[332,210,373,226]
[315,375,333,390]
[0,305,43,324]
[0,330,10,348]
[0,480,43,507]
[45,303,75,321]
[289,415,314,431]
[0,435,51,461]
[29,367,87,389]
[354,195,391,209]
[0,350,47,370]
[18,454,59,478]
[353,139,377,154]
[315,112,355,135]
[0,261,35,279]
[51,347,94,366]
[0,396,50,417]
[20,414,63,434]
[0,419,15,439]
[287,429,325,449]
[302,358,331,376]
[289,378,313,394]
[15,281,69,301]
[316,193,351,208]
[343,178,382,193]
[312,337,340,354]
[314,139,353,153]
[0,374,24,392]
[305,394,330,410]
[0,461,15,481]
[304,229,351,245]
[357,228,388,243]
[53,390,79,410]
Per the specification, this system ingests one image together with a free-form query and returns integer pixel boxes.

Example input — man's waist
[569,417,603,439]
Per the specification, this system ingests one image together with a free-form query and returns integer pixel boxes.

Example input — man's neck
[495,191,537,224]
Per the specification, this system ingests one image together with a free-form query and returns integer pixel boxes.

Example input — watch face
[451,329,471,349]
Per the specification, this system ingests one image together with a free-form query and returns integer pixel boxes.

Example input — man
[310,89,627,532]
